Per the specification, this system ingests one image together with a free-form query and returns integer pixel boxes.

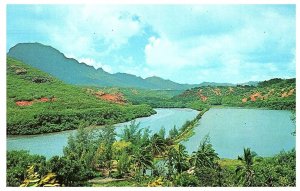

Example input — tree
[132,147,153,179]
[191,135,219,168]
[235,148,257,186]
[150,133,167,157]
[47,156,94,186]
[191,135,221,186]
[91,125,117,177]
[116,151,132,178]
[120,121,142,144]
[7,150,46,187]
[173,144,189,173]
[168,126,179,139]
[158,127,166,139]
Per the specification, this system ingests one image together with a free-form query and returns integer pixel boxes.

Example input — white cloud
[78,57,112,73]
[142,6,295,83]
[9,5,294,83]
[39,5,144,59]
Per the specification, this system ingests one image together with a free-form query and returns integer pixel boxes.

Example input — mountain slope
[7,43,197,90]
[6,57,155,135]
[172,78,296,110]
[145,76,198,90]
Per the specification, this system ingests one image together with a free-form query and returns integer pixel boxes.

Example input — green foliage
[7,132,296,187]
[253,149,296,186]
[173,172,200,186]
[168,126,179,139]
[7,57,155,135]
[173,78,295,111]
[191,136,221,186]
[116,152,131,177]
[149,133,167,157]
[167,144,189,174]
[235,148,257,186]
[7,150,46,187]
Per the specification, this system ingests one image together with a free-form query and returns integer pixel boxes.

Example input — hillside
[6,57,155,135]
[173,78,296,110]
[7,43,197,90]
[90,78,295,111]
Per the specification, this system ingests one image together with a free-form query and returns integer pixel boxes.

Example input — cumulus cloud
[142,5,295,83]
[7,4,295,83]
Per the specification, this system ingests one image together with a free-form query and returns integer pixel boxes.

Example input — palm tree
[174,144,189,173]
[120,121,142,143]
[150,133,166,157]
[190,136,220,186]
[132,147,153,177]
[235,148,257,186]
[191,135,219,168]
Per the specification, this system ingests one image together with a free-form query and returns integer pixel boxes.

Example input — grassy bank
[172,107,209,144]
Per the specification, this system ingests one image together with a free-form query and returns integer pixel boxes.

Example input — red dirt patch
[96,93,126,104]
[16,101,33,106]
[16,97,56,106]
[197,90,208,102]
[39,97,49,102]
[249,92,263,102]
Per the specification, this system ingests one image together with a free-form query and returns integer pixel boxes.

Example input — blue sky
[7,4,295,84]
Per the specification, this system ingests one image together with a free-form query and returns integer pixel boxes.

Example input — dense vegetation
[7,122,296,187]
[172,78,295,110]
[6,52,296,187]
[7,57,155,135]
[91,78,295,111]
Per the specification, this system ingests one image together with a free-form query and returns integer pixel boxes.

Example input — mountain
[198,81,235,87]
[145,76,198,90]
[6,57,155,135]
[7,43,197,90]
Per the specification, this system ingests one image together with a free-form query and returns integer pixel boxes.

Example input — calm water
[183,108,295,158]
[7,108,199,158]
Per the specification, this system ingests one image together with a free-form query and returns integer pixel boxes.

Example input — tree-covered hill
[91,78,295,111]
[7,57,155,135]
[172,78,295,110]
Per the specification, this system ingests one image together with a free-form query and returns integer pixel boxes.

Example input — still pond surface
[183,108,295,158]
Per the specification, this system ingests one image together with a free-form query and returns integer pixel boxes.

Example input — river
[7,108,199,158]
[7,108,295,159]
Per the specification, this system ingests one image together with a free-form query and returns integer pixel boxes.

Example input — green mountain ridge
[7,43,198,90]
[8,42,260,90]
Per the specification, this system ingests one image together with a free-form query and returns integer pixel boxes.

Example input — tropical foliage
[7,121,296,187]
[7,57,155,135]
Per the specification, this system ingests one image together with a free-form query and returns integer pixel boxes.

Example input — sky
[6,4,296,84]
